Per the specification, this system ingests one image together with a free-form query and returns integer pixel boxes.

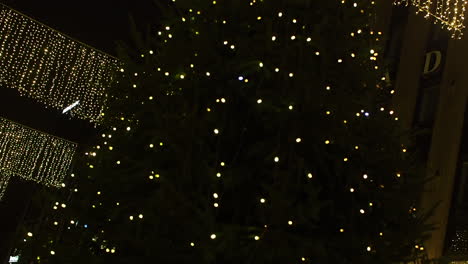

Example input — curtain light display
[0,4,119,123]
[0,117,77,200]
[0,169,11,200]
[394,0,467,38]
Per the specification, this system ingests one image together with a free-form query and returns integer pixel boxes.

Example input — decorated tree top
[17,1,432,263]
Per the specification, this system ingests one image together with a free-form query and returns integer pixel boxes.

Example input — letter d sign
[423,51,442,75]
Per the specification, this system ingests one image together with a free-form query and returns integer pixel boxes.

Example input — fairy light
[0,117,77,199]
[0,4,119,122]
[394,0,467,38]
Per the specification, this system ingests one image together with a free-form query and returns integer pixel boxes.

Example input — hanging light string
[394,0,467,38]
[0,117,77,200]
[0,169,11,200]
[0,4,120,123]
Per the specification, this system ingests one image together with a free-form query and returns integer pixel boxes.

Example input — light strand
[0,4,120,122]
[0,169,11,200]
[394,0,467,38]
[0,117,77,199]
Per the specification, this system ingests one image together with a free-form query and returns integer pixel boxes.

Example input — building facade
[379,2,468,262]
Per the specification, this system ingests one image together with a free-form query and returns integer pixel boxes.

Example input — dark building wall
[389,8,468,260]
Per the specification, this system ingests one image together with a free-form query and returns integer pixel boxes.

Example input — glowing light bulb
[210,234,216,239]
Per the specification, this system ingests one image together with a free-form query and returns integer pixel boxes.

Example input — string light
[0,117,77,199]
[394,0,467,38]
[0,4,119,122]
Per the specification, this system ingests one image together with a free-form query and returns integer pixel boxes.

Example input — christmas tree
[16,0,434,263]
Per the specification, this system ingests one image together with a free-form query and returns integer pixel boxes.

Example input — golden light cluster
[0,4,119,122]
[394,0,467,38]
[0,117,77,199]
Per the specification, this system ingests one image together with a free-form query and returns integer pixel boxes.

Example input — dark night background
[1,0,158,55]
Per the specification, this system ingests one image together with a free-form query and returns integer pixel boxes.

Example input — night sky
[1,0,160,54]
